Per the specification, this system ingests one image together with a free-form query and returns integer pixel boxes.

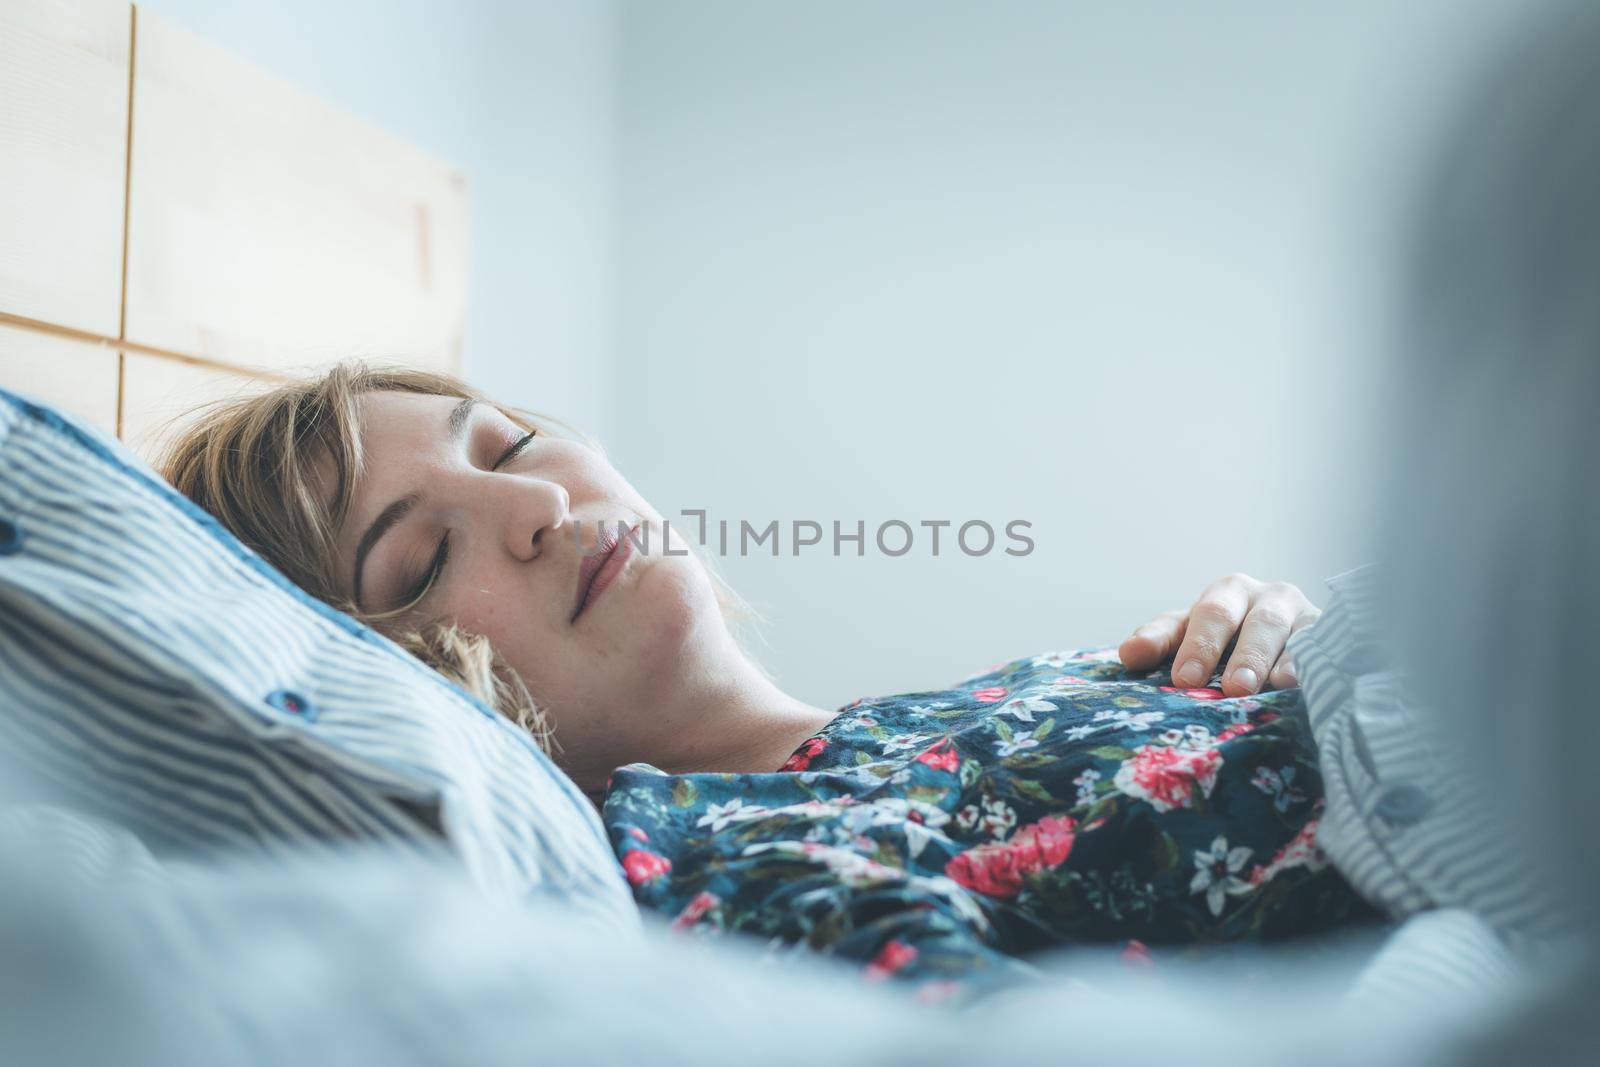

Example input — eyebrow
[351,397,478,609]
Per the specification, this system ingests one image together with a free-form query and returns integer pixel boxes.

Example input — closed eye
[494,431,537,470]
[399,428,538,608]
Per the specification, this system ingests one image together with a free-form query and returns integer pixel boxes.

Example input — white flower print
[697,798,748,832]
[1151,724,1215,750]
[739,842,991,931]
[1030,652,1072,669]
[955,804,981,832]
[997,696,1057,723]
[1064,724,1101,742]
[980,796,1018,840]
[1250,765,1308,812]
[1091,707,1166,731]
[1073,768,1101,806]
[837,797,948,832]
[740,841,905,889]
[697,797,842,832]
[994,736,1040,758]
[820,798,957,860]
[1044,675,1089,691]
[881,732,932,755]
[902,811,952,859]
[1189,835,1255,917]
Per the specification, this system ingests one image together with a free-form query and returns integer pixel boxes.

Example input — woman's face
[330,389,728,787]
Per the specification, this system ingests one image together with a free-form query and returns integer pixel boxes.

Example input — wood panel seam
[0,310,290,383]
[116,4,138,438]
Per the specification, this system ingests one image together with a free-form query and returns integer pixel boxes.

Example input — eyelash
[402,430,538,606]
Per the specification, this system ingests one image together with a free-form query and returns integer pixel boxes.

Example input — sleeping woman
[159,366,1376,999]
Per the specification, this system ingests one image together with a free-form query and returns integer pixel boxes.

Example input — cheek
[442,565,513,634]
[554,443,660,523]
[523,558,714,713]
[432,551,722,736]
[439,574,560,683]
[625,553,723,658]
[441,579,627,718]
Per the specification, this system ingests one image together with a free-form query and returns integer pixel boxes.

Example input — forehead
[356,389,460,439]
[353,388,466,480]
[326,391,461,531]
[351,390,472,478]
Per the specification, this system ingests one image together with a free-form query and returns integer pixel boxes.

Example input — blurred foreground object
[1377,0,1600,1059]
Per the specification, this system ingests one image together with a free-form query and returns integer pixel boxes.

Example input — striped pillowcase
[0,387,637,931]
[1288,565,1561,945]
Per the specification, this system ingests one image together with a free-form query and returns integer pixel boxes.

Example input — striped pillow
[1288,565,1563,945]
[0,386,637,931]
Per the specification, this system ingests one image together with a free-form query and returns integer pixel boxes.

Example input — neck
[573,635,840,808]
[579,673,835,810]
[662,663,838,778]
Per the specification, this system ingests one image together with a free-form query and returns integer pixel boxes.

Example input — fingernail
[1135,626,1162,642]
[1232,667,1259,693]
[1176,660,1205,686]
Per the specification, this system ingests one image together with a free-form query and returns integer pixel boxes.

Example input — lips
[572,522,638,621]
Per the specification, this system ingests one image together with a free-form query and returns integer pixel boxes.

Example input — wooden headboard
[0,0,467,461]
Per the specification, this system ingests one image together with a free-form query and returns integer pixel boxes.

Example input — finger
[1222,585,1312,694]
[1268,650,1297,690]
[1266,608,1320,689]
[1118,610,1189,670]
[1221,598,1299,696]
[1171,577,1252,688]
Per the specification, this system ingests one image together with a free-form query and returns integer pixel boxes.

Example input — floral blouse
[601,648,1378,1004]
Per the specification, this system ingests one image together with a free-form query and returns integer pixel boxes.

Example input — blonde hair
[156,359,754,757]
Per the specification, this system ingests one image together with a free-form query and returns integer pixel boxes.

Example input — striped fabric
[0,387,638,932]
[0,803,171,889]
[1342,908,1521,1013]
[1288,565,1561,946]
[1331,908,1530,1065]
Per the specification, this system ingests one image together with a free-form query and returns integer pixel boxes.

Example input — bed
[0,2,1543,1062]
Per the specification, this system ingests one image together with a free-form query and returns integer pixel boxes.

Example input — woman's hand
[1118,573,1321,697]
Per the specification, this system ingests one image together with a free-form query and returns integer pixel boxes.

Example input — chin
[615,555,724,667]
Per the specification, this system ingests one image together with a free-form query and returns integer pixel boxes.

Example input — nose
[497,477,571,563]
